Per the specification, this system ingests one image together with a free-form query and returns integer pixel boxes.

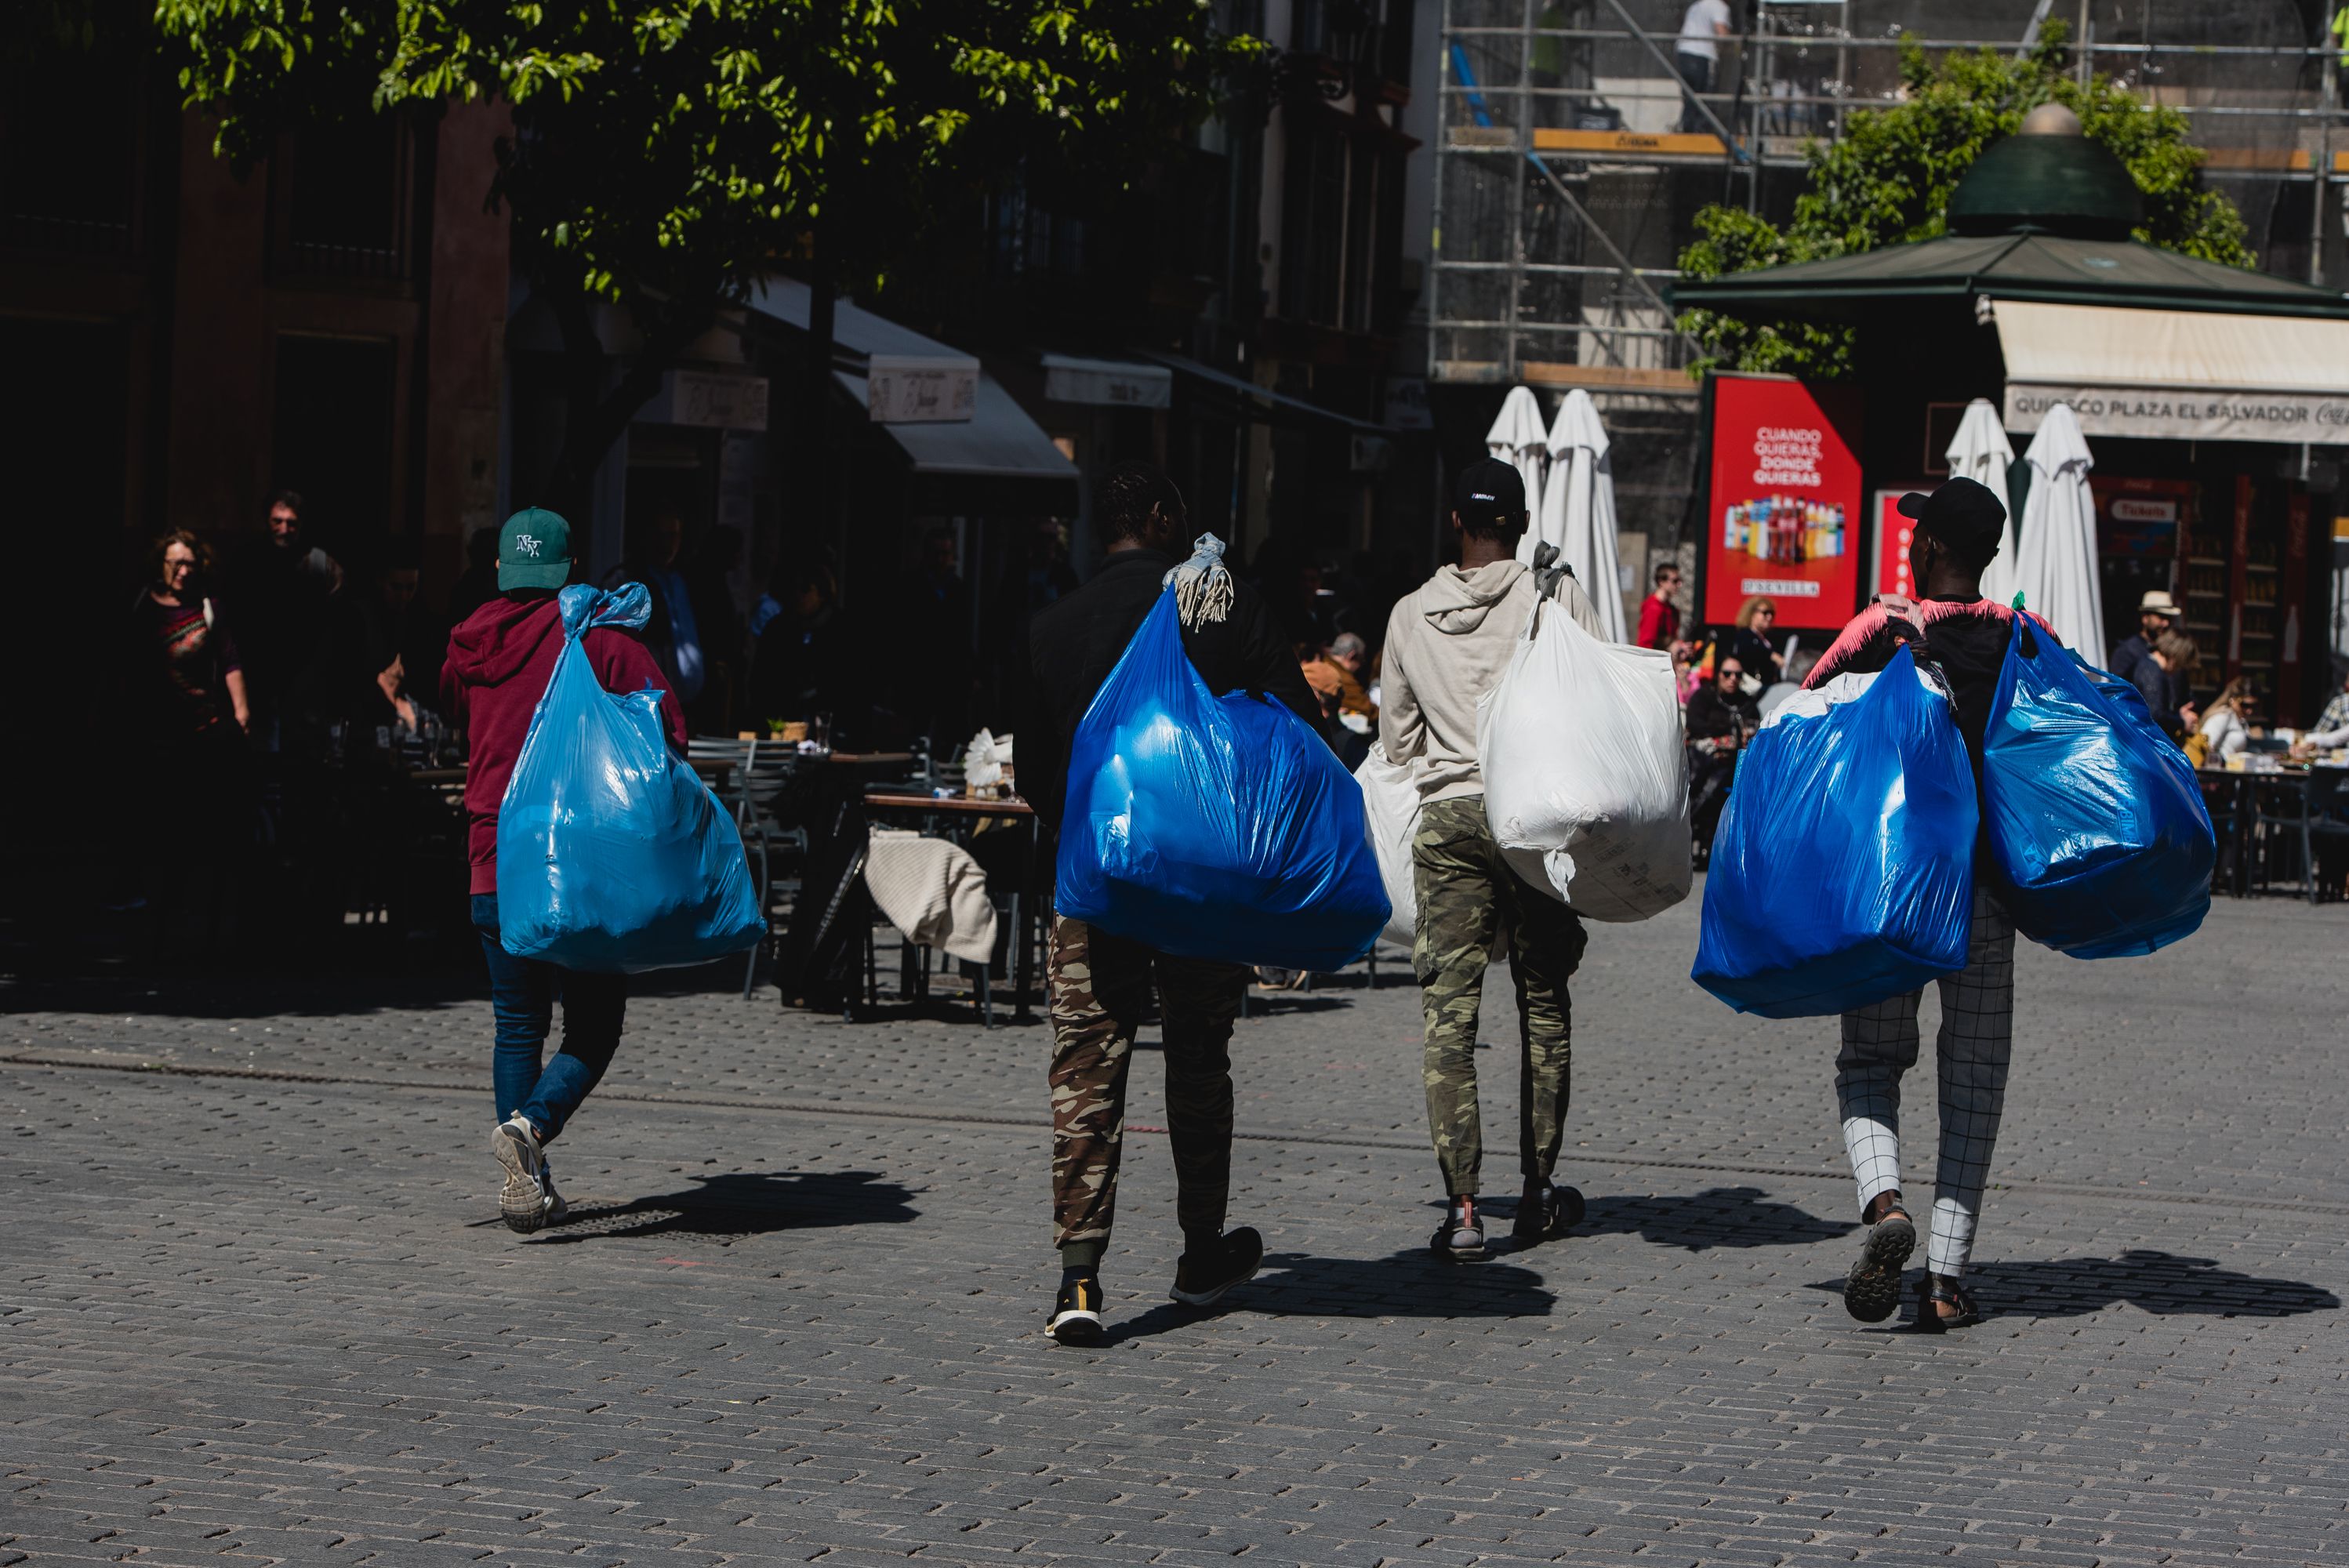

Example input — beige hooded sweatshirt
[1378,559,1607,804]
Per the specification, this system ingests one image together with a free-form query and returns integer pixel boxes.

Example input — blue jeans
[473,894,626,1142]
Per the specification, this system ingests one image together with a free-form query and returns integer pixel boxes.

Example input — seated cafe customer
[2198,678,2259,764]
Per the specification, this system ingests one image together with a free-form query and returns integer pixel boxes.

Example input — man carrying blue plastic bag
[442,508,687,1233]
[1023,463,1325,1345]
[1803,477,2052,1332]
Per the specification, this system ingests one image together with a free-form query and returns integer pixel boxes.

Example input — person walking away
[442,508,688,1233]
[1023,463,1324,1344]
[1674,0,1732,132]
[1381,458,1610,1260]
[1637,563,1685,652]
[1803,476,2053,1332]
[127,532,252,957]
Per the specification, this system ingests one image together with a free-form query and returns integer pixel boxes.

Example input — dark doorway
[271,333,395,564]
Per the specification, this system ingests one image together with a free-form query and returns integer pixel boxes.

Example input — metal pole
[1598,0,1747,158]
[2317,44,2338,289]
[1430,0,1453,379]
[1501,0,1533,381]
[1521,152,1705,358]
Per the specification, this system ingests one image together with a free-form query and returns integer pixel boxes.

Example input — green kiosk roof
[1666,230,2349,321]
[1668,105,2349,323]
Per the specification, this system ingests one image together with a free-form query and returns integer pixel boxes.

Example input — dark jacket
[1022,547,1324,837]
[1684,681,1758,743]
[442,593,688,896]
[1726,626,1784,689]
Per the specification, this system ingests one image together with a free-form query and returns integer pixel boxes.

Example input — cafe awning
[745,278,1079,496]
[1993,299,2349,443]
[1134,350,1391,434]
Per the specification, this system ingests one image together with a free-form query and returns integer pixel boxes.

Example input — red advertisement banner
[1869,488,1919,601]
[1702,376,1865,630]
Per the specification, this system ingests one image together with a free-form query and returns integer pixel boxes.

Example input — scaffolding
[1428,1,2349,395]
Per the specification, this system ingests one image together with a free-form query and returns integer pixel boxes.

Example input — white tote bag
[1477,595,1691,922]
[1353,742,1421,947]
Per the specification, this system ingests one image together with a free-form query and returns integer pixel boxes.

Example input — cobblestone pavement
[5,891,2346,1566]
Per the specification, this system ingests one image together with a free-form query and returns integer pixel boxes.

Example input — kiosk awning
[1993,299,2349,444]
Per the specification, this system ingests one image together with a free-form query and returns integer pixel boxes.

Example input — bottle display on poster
[1701,376,1865,630]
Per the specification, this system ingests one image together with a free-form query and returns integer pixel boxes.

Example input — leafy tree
[152,0,1259,511]
[1676,22,2253,379]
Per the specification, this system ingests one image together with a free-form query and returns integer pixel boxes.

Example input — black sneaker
[1430,1196,1487,1261]
[1047,1273,1106,1345]
[1511,1181,1585,1246]
[1168,1227,1265,1307]
[1843,1209,1916,1323]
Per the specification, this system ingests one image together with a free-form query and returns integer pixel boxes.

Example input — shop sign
[2006,383,2349,445]
[1042,355,1171,409]
[869,354,978,423]
[1701,375,1865,630]
[643,370,769,430]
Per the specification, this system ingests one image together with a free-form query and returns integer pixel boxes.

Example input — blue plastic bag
[1980,623,2213,958]
[1055,579,1389,972]
[1693,644,1977,1018]
[496,584,764,973]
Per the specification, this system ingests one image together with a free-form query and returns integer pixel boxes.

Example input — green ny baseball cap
[498,507,574,590]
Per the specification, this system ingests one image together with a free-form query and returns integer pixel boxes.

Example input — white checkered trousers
[1835,884,2016,1278]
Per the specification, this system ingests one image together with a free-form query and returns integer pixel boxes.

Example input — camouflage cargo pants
[1047,916,1248,1251]
[1412,795,1588,1197]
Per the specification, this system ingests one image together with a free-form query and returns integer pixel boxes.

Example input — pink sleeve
[1807,606,1893,689]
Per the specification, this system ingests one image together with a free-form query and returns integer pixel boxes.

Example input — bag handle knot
[1162,534,1234,629]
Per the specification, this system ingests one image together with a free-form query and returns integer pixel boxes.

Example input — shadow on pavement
[1810,1249,2341,1321]
[1970,1250,2343,1319]
[1574,1185,1859,1252]
[1106,1250,1556,1341]
[528,1170,919,1244]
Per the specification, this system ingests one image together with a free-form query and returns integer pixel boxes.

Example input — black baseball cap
[1896,476,2006,566]
[1454,457,1528,528]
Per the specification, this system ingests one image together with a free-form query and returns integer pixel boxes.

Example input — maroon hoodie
[441,593,690,896]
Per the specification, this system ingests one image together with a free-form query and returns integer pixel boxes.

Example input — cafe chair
[2251,767,2349,903]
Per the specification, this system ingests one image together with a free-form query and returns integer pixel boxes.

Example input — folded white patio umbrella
[2016,401,2105,667]
[1484,386,1548,526]
[1520,388,1628,642]
[1948,399,2023,608]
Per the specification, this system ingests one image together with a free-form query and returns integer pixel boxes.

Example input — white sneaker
[492,1115,547,1233]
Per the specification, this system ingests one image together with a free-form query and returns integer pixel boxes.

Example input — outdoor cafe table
[862,789,1040,1025]
[2195,761,2347,897]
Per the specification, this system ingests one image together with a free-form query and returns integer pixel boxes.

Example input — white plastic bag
[1477,596,1691,922]
[1353,742,1421,947]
